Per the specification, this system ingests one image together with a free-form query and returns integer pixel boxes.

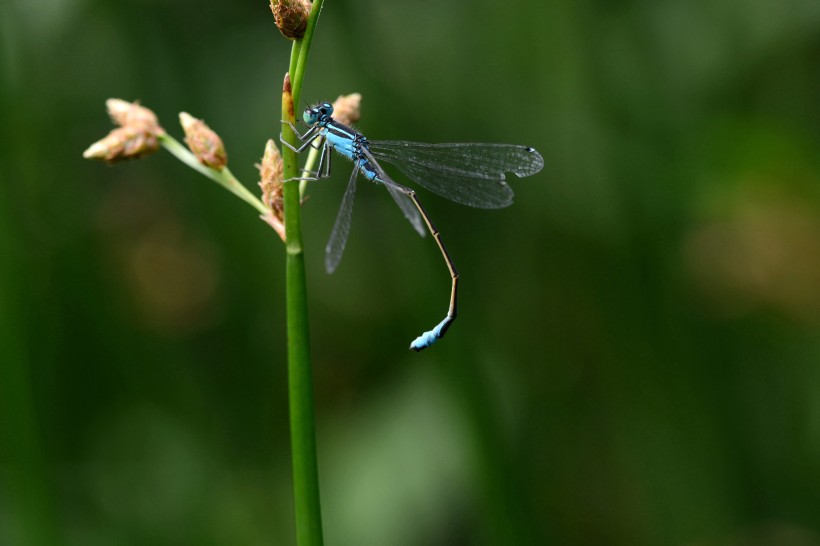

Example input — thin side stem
[299,139,323,199]
[159,134,268,215]
[281,1,325,545]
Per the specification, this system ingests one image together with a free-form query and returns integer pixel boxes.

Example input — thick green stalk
[289,0,323,112]
[281,2,325,545]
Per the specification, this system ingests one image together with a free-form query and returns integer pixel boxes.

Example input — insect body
[282,102,543,351]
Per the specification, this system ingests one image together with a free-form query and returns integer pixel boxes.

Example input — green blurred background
[2,0,820,544]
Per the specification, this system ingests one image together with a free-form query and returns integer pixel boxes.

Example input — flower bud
[271,0,310,40]
[83,126,159,163]
[106,98,164,134]
[258,139,284,214]
[84,99,164,163]
[331,93,362,126]
[257,139,286,242]
[256,139,285,241]
[179,112,227,171]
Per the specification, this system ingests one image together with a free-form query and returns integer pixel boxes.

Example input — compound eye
[303,109,318,124]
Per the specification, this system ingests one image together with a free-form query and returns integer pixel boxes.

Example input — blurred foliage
[2,0,820,544]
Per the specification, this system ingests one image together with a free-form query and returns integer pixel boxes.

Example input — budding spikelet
[179,112,227,171]
[271,0,310,40]
[331,93,362,126]
[84,98,163,163]
[256,139,286,241]
[83,126,159,163]
[106,99,164,134]
[258,139,284,215]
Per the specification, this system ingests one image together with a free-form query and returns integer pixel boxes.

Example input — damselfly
[282,102,544,351]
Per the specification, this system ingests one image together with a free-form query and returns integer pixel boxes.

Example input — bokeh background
[3,0,820,544]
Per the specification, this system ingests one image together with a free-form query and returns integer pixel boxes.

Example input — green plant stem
[280,1,325,545]
[159,134,268,215]
[288,41,302,91]
[299,140,323,199]
[289,0,323,112]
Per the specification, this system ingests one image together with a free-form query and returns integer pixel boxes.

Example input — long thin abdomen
[356,157,380,182]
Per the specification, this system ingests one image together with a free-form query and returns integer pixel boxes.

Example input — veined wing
[358,147,425,236]
[368,141,544,209]
[325,165,359,274]
[384,182,426,237]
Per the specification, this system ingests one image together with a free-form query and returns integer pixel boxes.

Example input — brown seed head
[83,126,160,164]
[257,139,286,242]
[106,98,164,134]
[179,112,227,171]
[258,139,284,216]
[271,0,310,40]
[331,93,362,126]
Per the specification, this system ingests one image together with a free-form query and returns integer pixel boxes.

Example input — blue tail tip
[409,316,455,352]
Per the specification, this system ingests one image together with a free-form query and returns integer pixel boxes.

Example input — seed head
[258,139,284,214]
[83,126,160,163]
[179,112,227,171]
[271,0,310,40]
[257,139,286,241]
[84,98,163,163]
[331,93,362,126]
[106,98,164,134]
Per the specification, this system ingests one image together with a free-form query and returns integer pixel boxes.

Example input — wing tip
[516,146,544,177]
[324,248,340,274]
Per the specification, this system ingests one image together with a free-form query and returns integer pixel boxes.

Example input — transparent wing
[384,182,426,237]
[325,166,359,274]
[368,141,544,209]
[359,147,427,237]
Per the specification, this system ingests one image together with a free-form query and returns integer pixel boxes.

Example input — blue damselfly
[282,102,544,351]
